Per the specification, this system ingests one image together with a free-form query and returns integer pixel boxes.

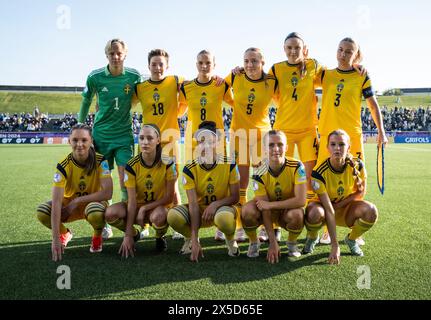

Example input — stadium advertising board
[394,132,431,143]
[0,132,68,144]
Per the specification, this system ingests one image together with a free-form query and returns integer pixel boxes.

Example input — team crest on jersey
[207,183,215,194]
[124,173,129,182]
[291,77,298,87]
[337,82,344,93]
[311,180,320,191]
[200,95,207,107]
[79,179,86,191]
[248,92,256,104]
[124,84,131,94]
[53,173,62,183]
[182,176,187,185]
[153,90,160,102]
[145,175,153,190]
[337,186,344,196]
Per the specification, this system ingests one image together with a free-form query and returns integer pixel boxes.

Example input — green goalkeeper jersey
[79,65,141,141]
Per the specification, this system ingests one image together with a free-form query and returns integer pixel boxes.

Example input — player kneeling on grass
[167,121,240,262]
[105,124,177,258]
[241,130,306,263]
[36,124,113,261]
[304,129,378,264]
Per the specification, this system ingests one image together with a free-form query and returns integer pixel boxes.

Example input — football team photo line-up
[36,33,387,265]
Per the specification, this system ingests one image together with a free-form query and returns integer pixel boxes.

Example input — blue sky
[1,0,430,92]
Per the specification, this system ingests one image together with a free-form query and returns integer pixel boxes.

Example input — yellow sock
[349,218,375,240]
[85,202,106,236]
[36,202,67,234]
[305,220,323,240]
[153,224,168,238]
[235,204,243,229]
[110,218,127,232]
[243,226,258,242]
[167,205,191,238]
[214,206,236,240]
[239,189,247,206]
[286,227,302,242]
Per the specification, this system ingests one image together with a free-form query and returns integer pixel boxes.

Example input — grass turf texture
[1,91,430,115]
[0,144,430,299]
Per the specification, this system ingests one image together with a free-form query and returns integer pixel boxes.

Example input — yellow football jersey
[53,152,111,199]
[179,79,234,134]
[135,75,184,138]
[182,155,240,209]
[225,72,277,132]
[252,157,306,201]
[269,59,322,133]
[311,158,366,203]
[124,154,177,204]
[319,68,374,136]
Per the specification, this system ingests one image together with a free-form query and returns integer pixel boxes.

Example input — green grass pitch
[0,143,430,299]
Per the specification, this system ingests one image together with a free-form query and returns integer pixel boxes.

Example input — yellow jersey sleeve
[229,163,240,185]
[124,162,137,189]
[182,164,196,191]
[53,163,68,188]
[295,161,307,185]
[311,170,327,195]
[252,174,267,197]
[223,82,234,107]
[166,160,178,181]
[98,159,111,179]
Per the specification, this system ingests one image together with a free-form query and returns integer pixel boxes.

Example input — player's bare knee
[285,208,304,229]
[104,206,117,222]
[150,209,167,227]
[364,203,378,222]
[305,206,324,224]
[241,203,260,226]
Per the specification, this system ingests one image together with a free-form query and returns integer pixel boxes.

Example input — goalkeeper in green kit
[79,39,141,239]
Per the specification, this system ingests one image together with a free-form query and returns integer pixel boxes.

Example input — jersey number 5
[246,104,253,115]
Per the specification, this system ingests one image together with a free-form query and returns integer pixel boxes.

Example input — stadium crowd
[1,105,430,133]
